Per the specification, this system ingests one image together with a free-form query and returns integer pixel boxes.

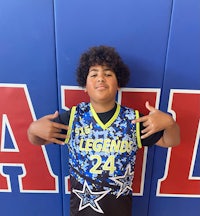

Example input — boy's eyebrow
[89,68,98,71]
[104,67,112,71]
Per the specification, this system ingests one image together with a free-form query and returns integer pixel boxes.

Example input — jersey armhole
[135,110,142,149]
[65,106,76,144]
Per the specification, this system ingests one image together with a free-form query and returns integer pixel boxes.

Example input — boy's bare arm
[156,122,180,147]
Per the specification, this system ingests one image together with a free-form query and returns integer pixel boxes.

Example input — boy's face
[85,65,119,105]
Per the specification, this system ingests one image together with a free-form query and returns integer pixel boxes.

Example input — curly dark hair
[76,45,130,87]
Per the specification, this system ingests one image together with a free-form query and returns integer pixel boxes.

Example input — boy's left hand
[132,101,176,139]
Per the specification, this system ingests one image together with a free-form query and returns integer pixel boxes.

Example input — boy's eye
[105,73,112,77]
[90,74,97,77]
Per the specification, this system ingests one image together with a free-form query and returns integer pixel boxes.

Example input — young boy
[27,45,180,216]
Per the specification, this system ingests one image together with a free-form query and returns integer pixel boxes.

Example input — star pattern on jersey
[110,164,134,198]
[72,180,111,213]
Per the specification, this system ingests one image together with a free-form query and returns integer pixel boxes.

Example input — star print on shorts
[72,180,111,213]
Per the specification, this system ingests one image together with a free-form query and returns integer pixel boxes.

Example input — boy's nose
[97,75,105,82]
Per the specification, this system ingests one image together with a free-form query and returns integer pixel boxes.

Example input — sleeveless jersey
[65,102,141,214]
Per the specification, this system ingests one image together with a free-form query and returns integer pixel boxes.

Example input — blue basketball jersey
[65,102,141,214]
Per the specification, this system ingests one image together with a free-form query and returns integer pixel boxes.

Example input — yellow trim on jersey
[135,110,142,149]
[90,103,120,130]
[65,106,76,144]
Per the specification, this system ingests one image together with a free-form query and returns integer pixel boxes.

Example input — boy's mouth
[96,85,107,90]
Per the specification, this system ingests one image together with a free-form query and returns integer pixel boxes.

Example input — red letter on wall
[62,86,160,195]
[157,90,200,197]
[119,88,160,195]
[0,84,58,192]
[61,86,90,193]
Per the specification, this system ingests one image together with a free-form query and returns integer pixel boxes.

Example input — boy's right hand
[27,111,69,145]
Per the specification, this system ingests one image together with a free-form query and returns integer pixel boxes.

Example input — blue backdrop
[0,0,199,215]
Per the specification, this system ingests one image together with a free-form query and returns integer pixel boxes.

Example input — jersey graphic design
[72,181,110,213]
[65,102,139,213]
[110,164,134,198]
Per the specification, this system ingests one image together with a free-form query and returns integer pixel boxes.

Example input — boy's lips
[96,85,107,90]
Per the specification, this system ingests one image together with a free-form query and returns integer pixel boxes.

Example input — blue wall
[0,0,199,215]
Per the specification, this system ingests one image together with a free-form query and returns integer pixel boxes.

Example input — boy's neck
[90,101,116,113]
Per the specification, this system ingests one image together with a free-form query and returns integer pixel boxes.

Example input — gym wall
[0,0,199,215]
